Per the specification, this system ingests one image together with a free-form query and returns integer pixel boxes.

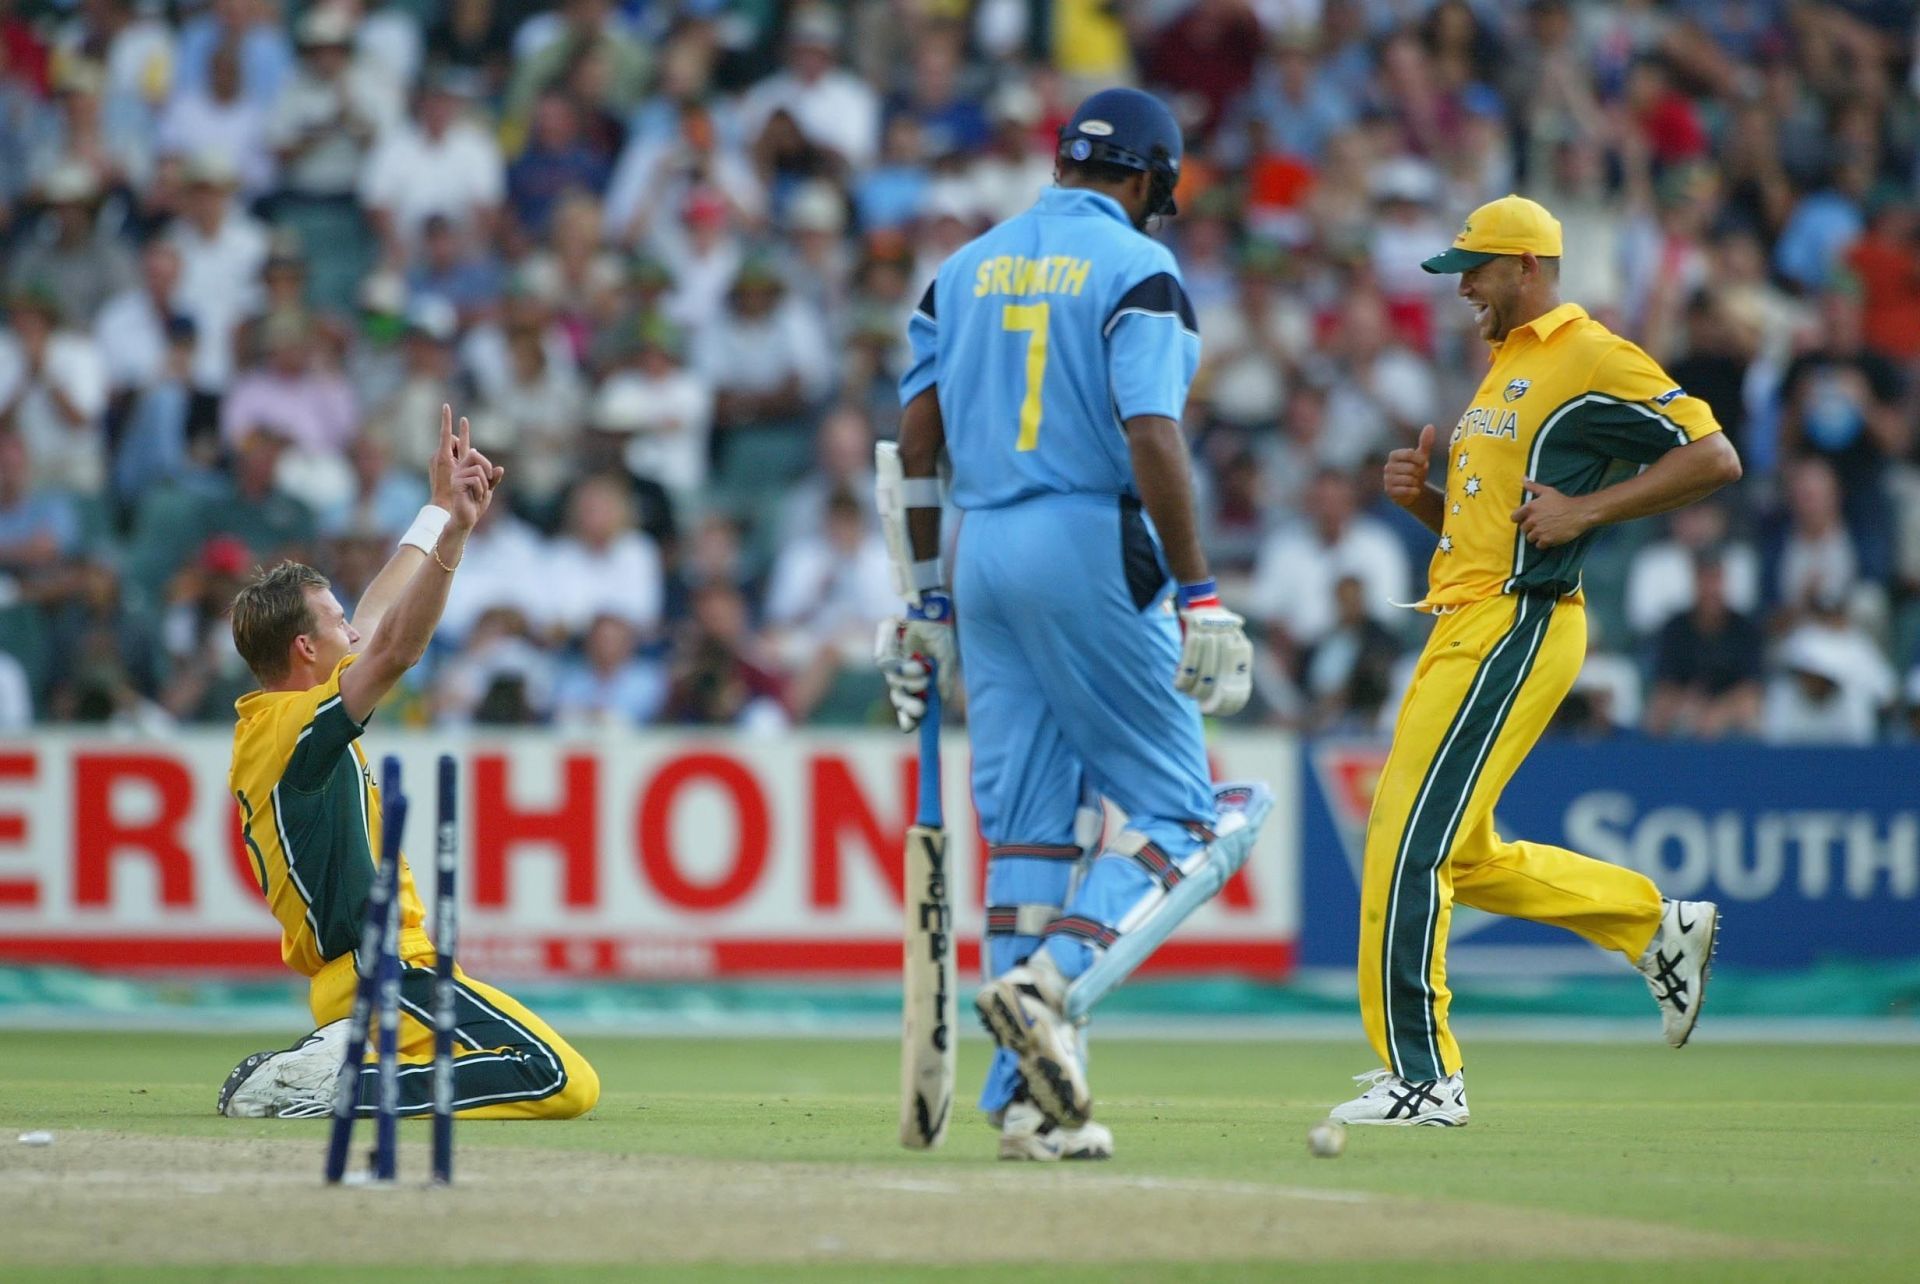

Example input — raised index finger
[439,404,453,454]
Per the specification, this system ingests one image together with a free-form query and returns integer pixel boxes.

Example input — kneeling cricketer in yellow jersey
[1330,198,1745,1126]
[217,409,599,1121]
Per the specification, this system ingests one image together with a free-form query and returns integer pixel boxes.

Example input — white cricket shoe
[218,1019,350,1118]
[1637,898,1719,1048]
[1328,1068,1470,1127]
[974,953,1093,1128]
[998,1099,1114,1161]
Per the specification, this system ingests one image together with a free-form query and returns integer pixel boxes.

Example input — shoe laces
[275,1097,332,1119]
[1351,1067,1396,1092]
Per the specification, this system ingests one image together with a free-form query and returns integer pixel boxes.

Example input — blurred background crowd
[0,0,1917,741]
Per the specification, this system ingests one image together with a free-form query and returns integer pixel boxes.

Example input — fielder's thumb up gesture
[1384,423,1436,510]
[1174,580,1252,717]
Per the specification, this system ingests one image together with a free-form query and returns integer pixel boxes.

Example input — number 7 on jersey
[1002,302,1049,452]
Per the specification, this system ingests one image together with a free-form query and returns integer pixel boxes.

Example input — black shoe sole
[974,988,1089,1129]
[216,1050,276,1116]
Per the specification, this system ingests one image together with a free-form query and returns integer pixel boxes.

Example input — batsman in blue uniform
[876,89,1269,1161]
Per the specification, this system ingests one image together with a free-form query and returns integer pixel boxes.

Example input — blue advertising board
[1300,739,1919,971]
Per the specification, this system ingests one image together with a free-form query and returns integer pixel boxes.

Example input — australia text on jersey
[1452,405,1520,444]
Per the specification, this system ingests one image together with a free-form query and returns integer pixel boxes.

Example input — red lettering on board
[472,754,599,907]
[73,753,196,907]
[808,754,912,906]
[639,753,767,911]
[0,752,37,905]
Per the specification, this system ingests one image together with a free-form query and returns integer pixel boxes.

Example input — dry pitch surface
[1,1033,1912,1283]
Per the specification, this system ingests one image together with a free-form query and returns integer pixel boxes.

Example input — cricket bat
[898,673,955,1149]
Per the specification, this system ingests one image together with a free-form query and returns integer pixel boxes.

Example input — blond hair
[230,561,329,683]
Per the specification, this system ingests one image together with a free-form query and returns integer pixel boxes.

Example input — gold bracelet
[431,542,460,573]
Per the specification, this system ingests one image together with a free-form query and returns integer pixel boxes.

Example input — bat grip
[915,669,942,829]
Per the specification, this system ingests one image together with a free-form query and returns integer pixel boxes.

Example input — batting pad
[1062,781,1274,1020]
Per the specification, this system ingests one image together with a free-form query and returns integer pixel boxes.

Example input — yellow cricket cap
[1421,195,1563,274]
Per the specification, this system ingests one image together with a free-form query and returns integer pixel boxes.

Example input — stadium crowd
[0,0,1917,741]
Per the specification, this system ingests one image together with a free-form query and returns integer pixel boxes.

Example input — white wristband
[399,504,451,554]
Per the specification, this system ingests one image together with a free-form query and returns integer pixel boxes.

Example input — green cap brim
[1421,247,1501,274]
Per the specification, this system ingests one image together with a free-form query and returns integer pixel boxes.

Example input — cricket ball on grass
[1306,1118,1346,1158]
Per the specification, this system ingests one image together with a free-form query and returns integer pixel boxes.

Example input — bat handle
[915,665,941,829]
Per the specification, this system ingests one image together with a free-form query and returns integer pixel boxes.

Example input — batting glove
[875,591,958,732]
[1173,580,1252,717]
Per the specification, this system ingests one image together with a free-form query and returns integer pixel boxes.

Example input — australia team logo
[1503,378,1531,402]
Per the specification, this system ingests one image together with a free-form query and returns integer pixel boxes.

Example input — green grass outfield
[2,1031,1914,1282]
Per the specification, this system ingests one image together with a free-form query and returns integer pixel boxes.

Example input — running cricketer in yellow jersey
[1329,197,1744,1127]
[216,407,599,1121]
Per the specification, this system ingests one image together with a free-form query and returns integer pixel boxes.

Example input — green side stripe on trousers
[1381,594,1556,1082]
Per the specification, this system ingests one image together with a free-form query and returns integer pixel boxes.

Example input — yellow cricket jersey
[229,655,424,977]
[1426,302,1722,607]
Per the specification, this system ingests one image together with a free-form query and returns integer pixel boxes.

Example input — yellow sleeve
[1579,341,1723,464]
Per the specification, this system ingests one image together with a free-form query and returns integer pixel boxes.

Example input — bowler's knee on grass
[362,964,599,1120]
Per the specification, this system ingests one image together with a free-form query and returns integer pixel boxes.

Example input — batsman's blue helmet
[1057,87,1183,218]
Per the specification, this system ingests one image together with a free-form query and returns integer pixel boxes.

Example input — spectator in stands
[697,257,831,492]
[1846,191,1920,363]
[503,0,648,128]
[7,164,136,326]
[1319,288,1434,472]
[663,581,786,730]
[777,406,873,549]
[605,99,764,252]
[157,533,254,721]
[359,68,503,261]
[158,39,275,198]
[552,612,666,727]
[362,296,461,464]
[0,429,80,586]
[171,0,293,111]
[429,0,516,98]
[1218,26,1355,168]
[200,420,314,561]
[1196,242,1310,433]
[438,491,545,645]
[1142,0,1260,142]
[597,321,712,518]
[318,433,426,540]
[507,92,611,239]
[1777,284,1907,578]
[269,5,399,207]
[781,180,852,321]
[218,312,357,458]
[1196,442,1269,581]
[1771,453,1861,621]
[736,7,880,175]
[1249,468,1410,671]
[1664,290,1756,458]
[1625,501,1760,638]
[112,315,199,509]
[473,285,585,525]
[546,473,664,642]
[94,237,183,395]
[167,151,268,391]
[434,604,557,726]
[764,487,893,666]
[1764,606,1896,745]
[1303,573,1406,732]
[24,57,152,197]
[0,287,109,496]
[964,82,1051,225]
[888,21,987,160]
[1646,551,1766,739]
